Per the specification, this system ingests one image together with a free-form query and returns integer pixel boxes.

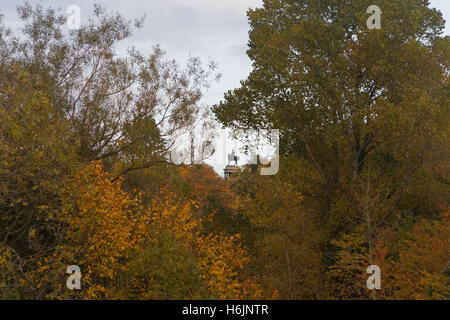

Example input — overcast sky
[1,0,449,107]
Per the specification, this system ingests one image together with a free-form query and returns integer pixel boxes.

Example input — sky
[1,0,449,174]
[2,0,448,107]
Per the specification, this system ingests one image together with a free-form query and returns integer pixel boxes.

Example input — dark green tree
[214,0,450,298]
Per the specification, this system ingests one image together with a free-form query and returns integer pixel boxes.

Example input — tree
[2,3,218,181]
[214,0,449,231]
[231,171,325,299]
[178,165,251,237]
[30,162,261,299]
[31,161,138,299]
[392,206,449,299]
[214,0,449,299]
[0,3,222,298]
[0,69,78,261]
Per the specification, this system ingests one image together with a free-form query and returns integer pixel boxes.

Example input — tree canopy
[0,1,448,300]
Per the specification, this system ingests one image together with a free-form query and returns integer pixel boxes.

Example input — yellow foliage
[392,207,450,300]
[36,162,260,299]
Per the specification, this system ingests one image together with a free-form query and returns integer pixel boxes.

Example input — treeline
[0,1,449,300]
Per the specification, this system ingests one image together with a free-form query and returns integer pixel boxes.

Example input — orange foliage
[180,165,240,211]
[36,162,260,299]
[392,207,449,299]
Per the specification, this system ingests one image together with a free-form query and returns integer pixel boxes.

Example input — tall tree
[214,0,449,298]
[214,0,449,222]
[2,3,218,179]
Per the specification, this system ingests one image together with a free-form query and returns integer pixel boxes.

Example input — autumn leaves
[30,162,261,299]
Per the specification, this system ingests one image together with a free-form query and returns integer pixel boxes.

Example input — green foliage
[124,231,209,299]
[231,171,326,299]
[214,0,450,299]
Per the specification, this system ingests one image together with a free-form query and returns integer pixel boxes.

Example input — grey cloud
[1,0,449,109]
